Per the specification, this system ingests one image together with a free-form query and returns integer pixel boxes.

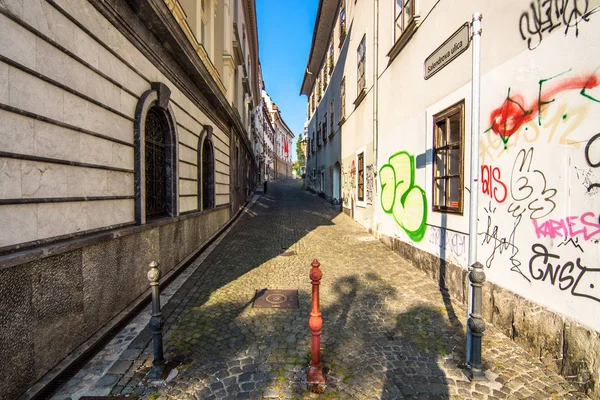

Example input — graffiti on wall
[481,164,508,203]
[529,243,600,303]
[379,152,427,242]
[341,160,356,208]
[584,132,600,192]
[428,226,466,260]
[485,68,599,150]
[507,148,557,219]
[532,211,600,241]
[365,164,374,205]
[519,0,599,50]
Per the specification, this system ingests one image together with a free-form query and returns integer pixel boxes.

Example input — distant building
[263,91,294,179]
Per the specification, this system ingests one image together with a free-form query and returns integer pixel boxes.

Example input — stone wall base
[0,207,230,400]
[379,233,600,399]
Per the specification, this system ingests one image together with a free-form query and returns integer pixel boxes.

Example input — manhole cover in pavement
[253,289,299,309]
[80,397,137,400]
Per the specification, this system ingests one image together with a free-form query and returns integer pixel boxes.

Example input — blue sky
[255,0,319,161]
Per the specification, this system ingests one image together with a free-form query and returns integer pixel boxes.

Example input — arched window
[145,107,168,218]
[134,82,179,224]
[202,138,215,209]
[198,126,215,211]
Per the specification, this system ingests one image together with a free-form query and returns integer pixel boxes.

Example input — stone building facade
[263,90,294,179]
[0,0,260,398]
[301,0,600,397]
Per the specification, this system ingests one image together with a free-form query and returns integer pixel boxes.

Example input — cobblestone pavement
[57,180,587,399]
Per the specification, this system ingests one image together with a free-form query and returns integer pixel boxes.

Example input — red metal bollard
[307,259,326,385]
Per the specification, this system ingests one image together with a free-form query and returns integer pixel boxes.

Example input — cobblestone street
[57,180,586,399]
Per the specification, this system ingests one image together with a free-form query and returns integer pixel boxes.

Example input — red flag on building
[284,139,289,154]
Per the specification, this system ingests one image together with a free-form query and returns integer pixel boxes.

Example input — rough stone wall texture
[381,235,600,398]
[0,207,229,400]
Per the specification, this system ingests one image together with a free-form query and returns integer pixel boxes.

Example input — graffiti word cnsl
[481,165,507,203]
[532,211,600,241]
[519,0,598,50]
[487,69,600,148]
[380,152,428,242]
[529,243,600,303]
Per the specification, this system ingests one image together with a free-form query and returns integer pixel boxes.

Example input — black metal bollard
[264,180,268,194]
[147,261,166,379]
[466,261,487,380]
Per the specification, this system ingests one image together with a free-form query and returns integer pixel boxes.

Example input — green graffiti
[379,151,428,242]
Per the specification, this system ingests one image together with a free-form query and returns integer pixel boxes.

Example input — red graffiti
[489,70,600,146]
[481,165,507,203]
[532,212,600,241]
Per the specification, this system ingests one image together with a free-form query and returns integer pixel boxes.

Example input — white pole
[467,11,482,367]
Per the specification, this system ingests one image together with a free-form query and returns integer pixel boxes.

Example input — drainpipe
[373,0,380,226]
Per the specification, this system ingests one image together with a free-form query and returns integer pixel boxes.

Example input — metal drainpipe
[373,0,380,222]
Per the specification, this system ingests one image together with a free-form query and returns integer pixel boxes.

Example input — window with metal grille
[357,152,364,202]
[433,101,464,214]
[357,35,366,94]
[145,107,168,219]
[202,139,215,209]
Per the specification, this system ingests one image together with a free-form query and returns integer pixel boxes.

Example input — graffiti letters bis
[532,211,600,241]
[486,68,599,149]
[481,164,508,203]
[379,152,428,242]
[529,243,600,303]
[508,148,557,220]
[519,0,599,50]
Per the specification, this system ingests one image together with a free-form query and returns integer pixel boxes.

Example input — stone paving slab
[57,180,587,400]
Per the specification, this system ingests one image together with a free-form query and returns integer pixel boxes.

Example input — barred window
[357,152,364,202]
[145,107,168,219]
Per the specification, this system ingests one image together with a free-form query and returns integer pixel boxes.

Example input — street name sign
[424,23,470,80]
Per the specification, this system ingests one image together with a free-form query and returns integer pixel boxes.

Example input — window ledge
[387,15,421,63]
[353,88,367,107]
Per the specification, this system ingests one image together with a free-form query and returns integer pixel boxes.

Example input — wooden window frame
[432,101,465,214]
[357,35,366,95]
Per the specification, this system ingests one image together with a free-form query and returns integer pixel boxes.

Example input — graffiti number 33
[380,152,428,242]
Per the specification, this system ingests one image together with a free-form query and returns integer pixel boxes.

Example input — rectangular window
[323,67,328,90]
[357,35,366,94]
[433,101,464,213]
[340,77,346,120]
[328,43,334,75]
[395,0,414,41]
[339,2,346,44]
[357,152,364,202]
[323,113,328,143]
[329,100,335,136]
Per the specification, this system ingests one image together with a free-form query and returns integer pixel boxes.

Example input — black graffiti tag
[585,132,600,192]
[508,148,557,219]
[529,243,600,303]
[519,0,599,50]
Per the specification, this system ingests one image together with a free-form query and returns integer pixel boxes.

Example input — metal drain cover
[253,289,299,309]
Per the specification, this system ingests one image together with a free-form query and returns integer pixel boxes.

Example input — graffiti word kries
[380,152,428,242]
[529,243,600,303]
[519,0,598,50]
[428,227,466,258]
[481,164,507,203]
[532,211,600,241]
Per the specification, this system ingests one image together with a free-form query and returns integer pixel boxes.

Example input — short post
[466,261,487,380]
[147,261,166,379]
[307,259,325,385]
[264,179,268,194]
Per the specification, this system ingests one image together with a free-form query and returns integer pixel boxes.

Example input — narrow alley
[55,180,584,400]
